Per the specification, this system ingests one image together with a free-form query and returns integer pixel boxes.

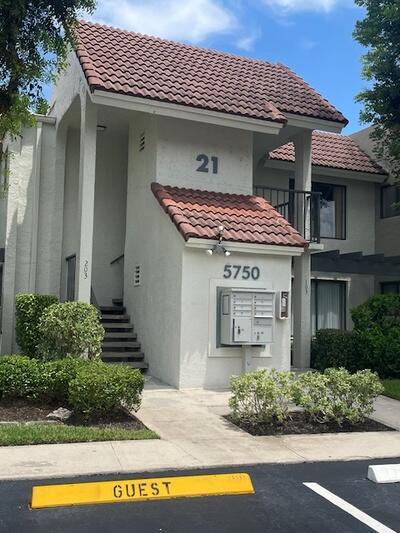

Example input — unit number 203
[223,265,260,280]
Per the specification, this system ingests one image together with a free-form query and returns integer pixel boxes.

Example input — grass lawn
[0,424,158,446]
[381,379,400,401]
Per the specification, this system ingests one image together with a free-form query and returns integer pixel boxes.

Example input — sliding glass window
[311,280,346,336]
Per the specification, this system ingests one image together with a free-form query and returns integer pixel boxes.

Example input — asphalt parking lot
[0,459,399,532]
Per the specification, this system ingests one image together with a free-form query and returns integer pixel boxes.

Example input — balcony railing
[254,186,322,243]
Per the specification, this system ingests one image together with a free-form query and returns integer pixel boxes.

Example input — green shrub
[229,369,294,424]
[0,355,43,401]
[15,293,58,357]
[68,363,144,418]
[42,357,89,403]
[351,294,400,378]
[311,329,362,373]
[38,301,104,360]
[292,368,383,426]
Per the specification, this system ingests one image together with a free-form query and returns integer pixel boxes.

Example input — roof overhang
[264,158,387,183]
[284,113,345,134]
[186,238,304,256]
[90,89,284,135]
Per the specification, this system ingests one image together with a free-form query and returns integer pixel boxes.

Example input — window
[381,281,400,295]
[311,280,346,336]
[381,184,400,219]
[312,182,346,239]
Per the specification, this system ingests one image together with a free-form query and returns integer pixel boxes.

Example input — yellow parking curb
[31,472,254,509]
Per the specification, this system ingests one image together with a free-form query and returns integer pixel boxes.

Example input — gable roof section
[151,182,306,248]
[75,21,347,126]
[268,131,387,175]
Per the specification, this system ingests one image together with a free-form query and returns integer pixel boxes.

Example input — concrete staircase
[100,299,148,372]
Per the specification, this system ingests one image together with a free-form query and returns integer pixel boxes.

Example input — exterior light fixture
[204,225,231,257]
[96,124,107,131]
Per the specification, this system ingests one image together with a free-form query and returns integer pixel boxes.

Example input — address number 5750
[223,265,260,280]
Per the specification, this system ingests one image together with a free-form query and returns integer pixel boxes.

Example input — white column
[292,131,312,368]
[76,96,97,303]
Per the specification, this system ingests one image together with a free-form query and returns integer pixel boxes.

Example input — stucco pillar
[76,96,97,302]
[292,131,312,368]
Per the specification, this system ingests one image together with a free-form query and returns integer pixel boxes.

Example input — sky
[79,0,369,134]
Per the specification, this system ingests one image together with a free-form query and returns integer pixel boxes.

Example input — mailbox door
[233,318,252,343]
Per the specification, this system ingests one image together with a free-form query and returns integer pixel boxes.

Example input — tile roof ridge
[276,63,348,125]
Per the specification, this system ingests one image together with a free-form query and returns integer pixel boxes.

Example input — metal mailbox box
[219,288,275,346]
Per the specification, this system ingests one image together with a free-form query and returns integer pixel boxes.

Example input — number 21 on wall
[196,154,218,174]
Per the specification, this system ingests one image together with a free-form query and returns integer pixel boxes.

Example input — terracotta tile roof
[268,131,387,175]
[151,182,306,248]
[75,21,347,126]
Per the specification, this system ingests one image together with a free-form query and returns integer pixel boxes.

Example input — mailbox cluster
[219,289,275,345]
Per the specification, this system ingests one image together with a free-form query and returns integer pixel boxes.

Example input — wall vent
[134,264,142,287]
[139,132,145,152]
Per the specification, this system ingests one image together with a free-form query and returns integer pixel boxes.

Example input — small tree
[354,0,400,179]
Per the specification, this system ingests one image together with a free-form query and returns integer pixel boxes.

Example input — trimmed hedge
[311,294,400,378]
[15,293,58,357]
[229,369,294,424]
[311,329,361,373]
[38,301,104,360]
[292,368,383,425]
[0,356,144,417]
[69,363,144,418]
[0,356,43,401]
[229,367,383,427]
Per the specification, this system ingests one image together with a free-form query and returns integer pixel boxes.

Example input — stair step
[112,298,124,307]
[103,323,133,330]
[102,341,141,349]
[118,361,149,370]
[103,332,137,340]
[100,314,130,323]
[101,352,145,361]
[100,306,126,314]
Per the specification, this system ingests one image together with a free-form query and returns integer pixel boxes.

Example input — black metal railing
[254,186,322,243]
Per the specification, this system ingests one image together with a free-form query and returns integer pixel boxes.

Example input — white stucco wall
[1,127,38,352]
[124,113,183,386]
[92,130,128,305]
[180,248,294,389]
[156,116,253,194]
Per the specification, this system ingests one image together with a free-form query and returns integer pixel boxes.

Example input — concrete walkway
[1,378,400,480]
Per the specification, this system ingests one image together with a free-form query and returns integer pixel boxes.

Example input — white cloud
[91,0,237,43]
[262,0,353,13]
[236,29,261,51]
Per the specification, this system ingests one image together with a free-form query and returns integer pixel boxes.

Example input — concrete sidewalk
[1,379,400,480]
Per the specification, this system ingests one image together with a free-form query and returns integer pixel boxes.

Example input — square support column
[292,131,312,368]
[76,96,97,303]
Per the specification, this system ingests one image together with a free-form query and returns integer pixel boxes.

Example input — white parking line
[303,482,397,533]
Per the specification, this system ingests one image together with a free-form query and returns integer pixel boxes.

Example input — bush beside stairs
[100,299,148,372]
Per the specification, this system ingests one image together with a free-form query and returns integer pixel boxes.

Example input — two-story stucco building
[0,21,398,388]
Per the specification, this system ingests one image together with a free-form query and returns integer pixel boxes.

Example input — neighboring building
[0,21,398,388]
[351,126,400,264]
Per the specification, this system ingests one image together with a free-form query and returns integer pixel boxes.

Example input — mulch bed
[0,400,146,430]
[226,411,394,436]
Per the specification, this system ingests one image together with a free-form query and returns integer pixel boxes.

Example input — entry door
[66,255,76,301]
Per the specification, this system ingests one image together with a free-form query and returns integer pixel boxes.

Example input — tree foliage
[354,0,400,178]
[0,0,96,149]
